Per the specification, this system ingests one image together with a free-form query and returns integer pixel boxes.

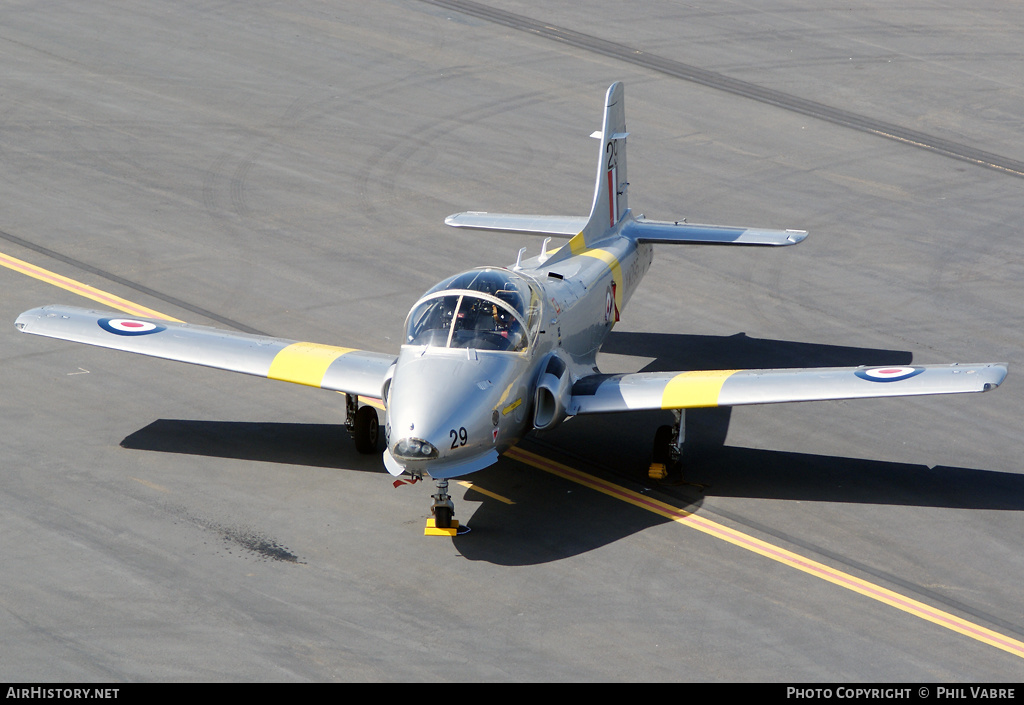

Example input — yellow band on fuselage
[661,370,740,408]
[268,342,355,387]
[579,248,623,308]
[567,232,588,255]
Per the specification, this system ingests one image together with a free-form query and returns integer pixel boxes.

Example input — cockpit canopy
[405,268,541,353]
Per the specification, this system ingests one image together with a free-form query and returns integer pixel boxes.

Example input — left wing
[15,306,395,398]
[570,364,1007,414]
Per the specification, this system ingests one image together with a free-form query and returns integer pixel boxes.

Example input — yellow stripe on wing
[268,342,355,387]
[660,369,739,408]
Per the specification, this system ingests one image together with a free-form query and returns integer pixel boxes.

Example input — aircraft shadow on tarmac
[451,443,1024,565]
[599,330,915,372]
[121,332,1021,566]
[457,434,1024,566]
[120,419,385,474]
[456,331,1022,564]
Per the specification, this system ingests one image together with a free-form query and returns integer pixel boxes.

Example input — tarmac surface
[1,0,1023,681]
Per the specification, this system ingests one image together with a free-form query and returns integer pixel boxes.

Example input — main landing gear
[345,394,379,454]
[649,409,684,481]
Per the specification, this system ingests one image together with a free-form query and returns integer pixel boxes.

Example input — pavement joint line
[422,0,1024,179]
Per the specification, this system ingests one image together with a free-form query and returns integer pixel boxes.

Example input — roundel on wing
[98,318,166,336]
[854,366,924,383]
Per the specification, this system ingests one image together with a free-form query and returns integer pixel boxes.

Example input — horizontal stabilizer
[570,363,1007,414]
[622,217,807,246]
[444,212,587,237]
[15,306,395,398]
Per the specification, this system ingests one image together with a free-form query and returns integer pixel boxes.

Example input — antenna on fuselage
[538,237,552,264]
[513,247,527,271]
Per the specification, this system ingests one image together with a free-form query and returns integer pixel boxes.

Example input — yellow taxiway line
[505,445,1024,660]
[8,248,1023,660]
[1,251,182,321]
[458,480,515,505]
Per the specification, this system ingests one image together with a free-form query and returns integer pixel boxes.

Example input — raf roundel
[98,317,166,336]
[854,366,925,383]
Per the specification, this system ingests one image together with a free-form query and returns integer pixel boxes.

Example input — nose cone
[385,349,528,478]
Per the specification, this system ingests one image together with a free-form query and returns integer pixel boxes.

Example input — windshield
[405,268,541,353]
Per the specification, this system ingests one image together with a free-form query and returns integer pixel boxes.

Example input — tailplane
[443,82,808,249]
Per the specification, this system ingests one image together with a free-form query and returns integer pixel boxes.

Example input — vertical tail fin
[442,83,631,253]
[580,82,629,246]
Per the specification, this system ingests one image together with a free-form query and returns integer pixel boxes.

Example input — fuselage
[382,218,653,479]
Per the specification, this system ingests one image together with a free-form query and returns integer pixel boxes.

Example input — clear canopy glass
[405,268,541,352]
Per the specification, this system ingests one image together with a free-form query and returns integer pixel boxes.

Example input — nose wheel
[425,478,461,536]
[431,478,456,529]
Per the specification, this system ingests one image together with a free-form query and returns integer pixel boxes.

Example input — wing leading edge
[15,306,395,398]
[570,363,1007,414]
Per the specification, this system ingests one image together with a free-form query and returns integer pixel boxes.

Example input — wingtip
[984,363,1009,391]
[14,307,45,332]
[962,362,1009,392]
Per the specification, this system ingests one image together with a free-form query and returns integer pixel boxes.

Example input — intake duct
[533,354,572,431]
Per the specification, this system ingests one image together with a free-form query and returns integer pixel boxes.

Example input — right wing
[15,306,395,398]
[570,363,1007,414]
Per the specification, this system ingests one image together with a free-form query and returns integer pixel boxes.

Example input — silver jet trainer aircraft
[16,83,1007,531]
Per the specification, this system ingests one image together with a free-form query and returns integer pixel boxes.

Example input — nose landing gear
[432,479,455,528]
[426,478,460,536]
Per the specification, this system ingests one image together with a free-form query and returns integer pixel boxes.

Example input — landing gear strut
[649,410,684,481]
[431,478,456,529]
[345,394,379,454]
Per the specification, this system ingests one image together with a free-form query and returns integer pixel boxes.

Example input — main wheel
[433,505,453,529]
[352,405,379,454]
[649,424,675,480]
[651,425,674,466]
